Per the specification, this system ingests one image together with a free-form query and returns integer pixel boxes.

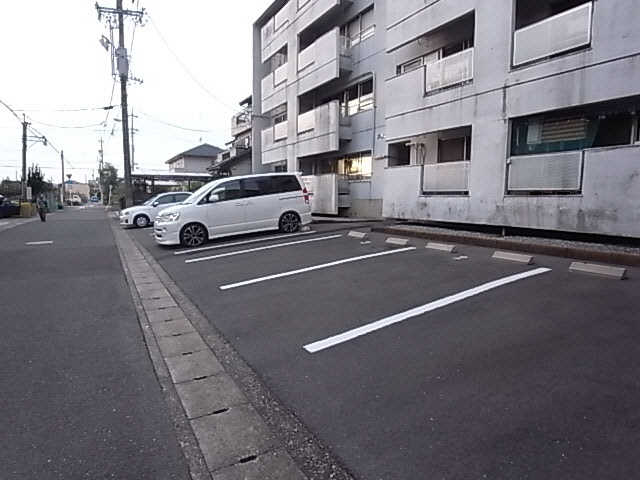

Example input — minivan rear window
[269,175,300,193]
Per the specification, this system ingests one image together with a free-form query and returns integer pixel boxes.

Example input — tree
[26,164,52,197]
[99,162,119,192]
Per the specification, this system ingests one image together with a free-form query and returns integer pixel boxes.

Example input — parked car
[119,191,191,228]
[67,194,82,206]
[154,173,311,247]
[90,196,99,203]
[0,197,20,218]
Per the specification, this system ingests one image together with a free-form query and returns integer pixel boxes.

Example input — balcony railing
[296,101,351,157]
[426,48,474,92]
[261,2,290,45]
[422,161,470,193]
[297,109,315,133]
[274,121,288,141]
[513,2,593,66]
[298,27,350,73]
[507,152,583,192]
[261,62,288,112]
[273,62,287,85]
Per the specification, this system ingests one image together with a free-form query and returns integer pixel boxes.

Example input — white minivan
[154,173,312,247]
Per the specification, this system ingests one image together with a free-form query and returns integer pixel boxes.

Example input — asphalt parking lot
[127,223,640,480]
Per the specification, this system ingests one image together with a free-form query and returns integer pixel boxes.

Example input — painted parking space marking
[26,240,53,245]
[220,247,416,290]
[303,267,552,353]
[174,230,315,256]
[186,235,342,264]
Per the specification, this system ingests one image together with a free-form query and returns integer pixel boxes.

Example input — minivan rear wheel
[279,212,300,233]
[180,223,206,247]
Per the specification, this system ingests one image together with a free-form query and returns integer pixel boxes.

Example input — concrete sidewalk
[373,223,640,267]
[0,216,38,233]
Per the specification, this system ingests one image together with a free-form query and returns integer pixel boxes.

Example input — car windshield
[142,195,160,206]
[182,181,217,204]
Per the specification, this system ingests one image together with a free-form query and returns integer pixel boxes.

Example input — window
[170,158,184,171]
[157,194,175,205]
[511,104,637,156]
[388,142,411,166]
[339,152,372,180]
[342,8,375,46]
[438,136,471,163]
[634,115,640,144]
[272,48,288,69]
[174,193,190,202]
[270,175,300,192]
[209,180,241,202]
[242,179,265,198]
[272,103,287,125]
[343,79,374,116]
[274,163,287,172]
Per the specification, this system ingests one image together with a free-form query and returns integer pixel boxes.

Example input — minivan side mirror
[152,201,159,207]
[208,193,220,203]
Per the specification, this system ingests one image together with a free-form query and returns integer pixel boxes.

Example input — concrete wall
[383,0,640,237]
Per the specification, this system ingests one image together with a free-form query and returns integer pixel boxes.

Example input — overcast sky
[0,0,272,185]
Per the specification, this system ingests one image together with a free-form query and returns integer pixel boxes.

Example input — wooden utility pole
[117,0,133,208]
[21,115,28,201]
[95,1,144,207]
[61,150,65,204]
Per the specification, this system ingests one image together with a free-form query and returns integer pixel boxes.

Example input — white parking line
[303,267,552,353]
[26,240,53,245]
[186,235,342,264]
[174,230,314,256]
[220,247,416,290]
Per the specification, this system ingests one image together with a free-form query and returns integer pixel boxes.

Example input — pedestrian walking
[36,194,48,222]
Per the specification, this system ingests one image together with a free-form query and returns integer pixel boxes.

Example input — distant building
[64,180,90,200]
[166,144,223,173]
[208,96,253,177]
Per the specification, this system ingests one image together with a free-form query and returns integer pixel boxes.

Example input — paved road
[0,207,190,479]
[130,224,640,480]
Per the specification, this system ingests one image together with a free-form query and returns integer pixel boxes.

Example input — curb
[372,226,640,267]
[111,218,355,480]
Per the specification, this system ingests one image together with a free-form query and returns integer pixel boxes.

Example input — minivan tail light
[302,187,309,204]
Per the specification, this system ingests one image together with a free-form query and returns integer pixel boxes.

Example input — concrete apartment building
[253,0,387,217]
[383,0,640,238]
[253,0,640,237]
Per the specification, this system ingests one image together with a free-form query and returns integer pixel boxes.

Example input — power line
[28,118,106,130]
[147,15,240,113]
[0,98,23,124]
[14,105,118,113]
[136,110,226,133]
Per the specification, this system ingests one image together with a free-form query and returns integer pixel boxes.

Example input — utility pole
[130,109,138,171]
[21,115,29,201]
[99,137,104,203]
[117,0,133,208]
[96,1,144,208]
[61,150,65,205]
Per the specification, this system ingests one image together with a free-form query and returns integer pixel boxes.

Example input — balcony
[231,111,251,138]
[422,161,470,194]
[426,48,474,92]
[260,2,291,62]
[261,62,288,113]
[507,152,583,192]
[297,27,351,95]
[296,0,348,33]
[513,2,593,66]
[261,123,288,164]
[296,100,351,157]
